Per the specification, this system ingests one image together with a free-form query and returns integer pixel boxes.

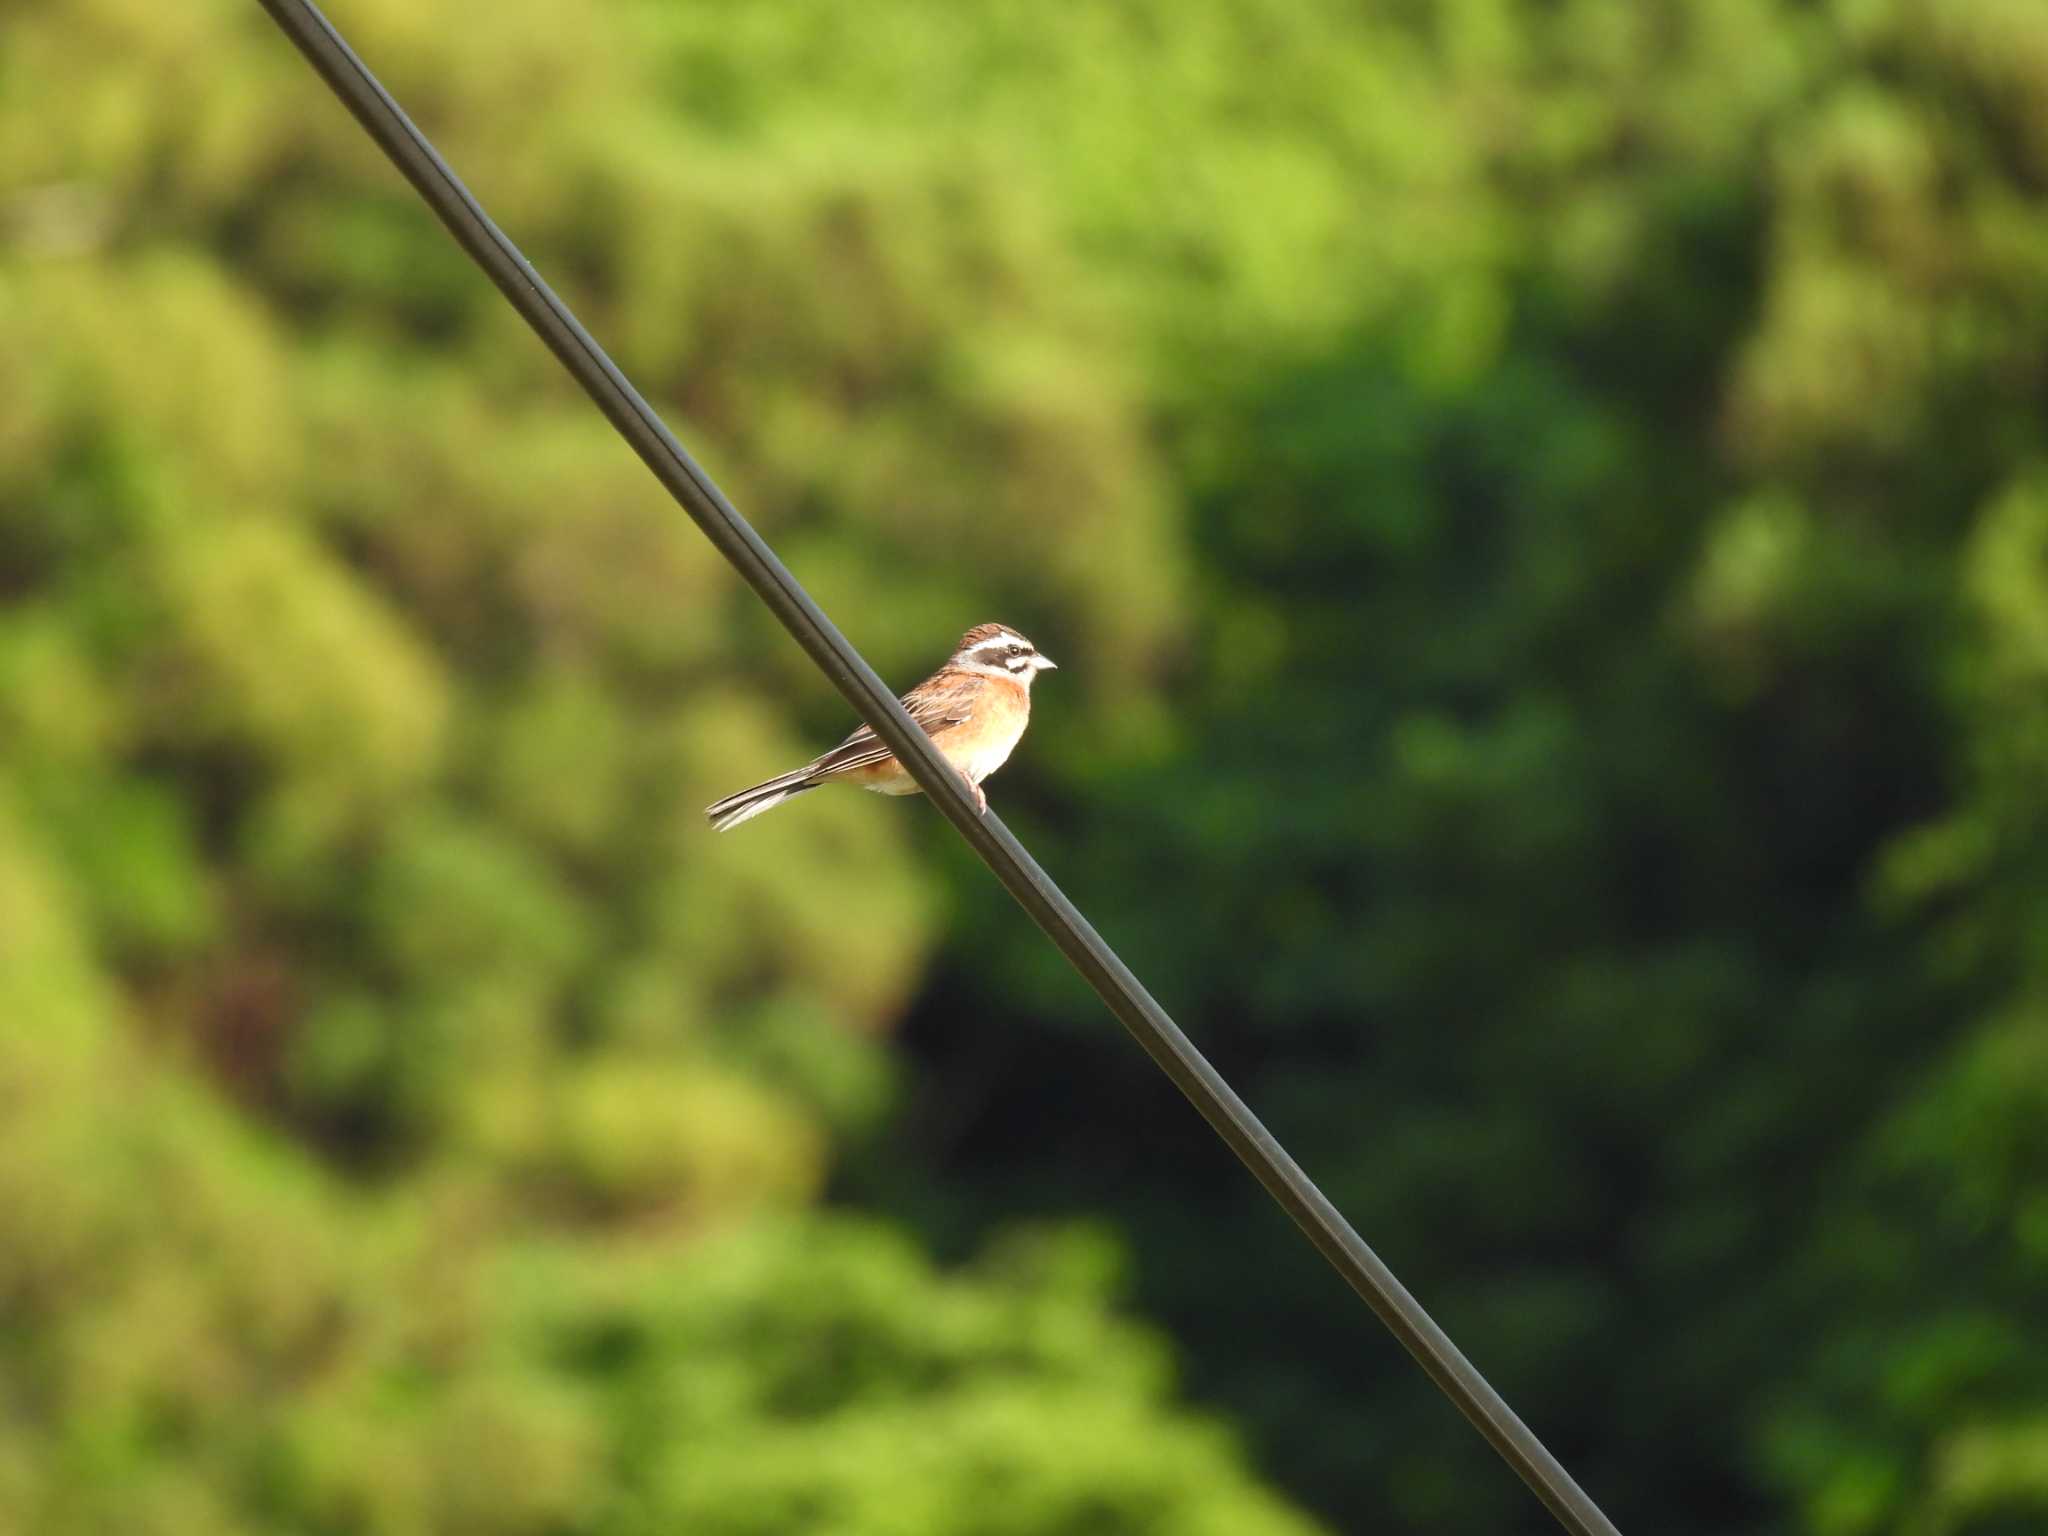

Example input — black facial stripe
[966,641,1027,669]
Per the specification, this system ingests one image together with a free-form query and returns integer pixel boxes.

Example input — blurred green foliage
[5,0,2048,1532]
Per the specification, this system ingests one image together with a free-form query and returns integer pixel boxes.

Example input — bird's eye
[1008,644,1025,656]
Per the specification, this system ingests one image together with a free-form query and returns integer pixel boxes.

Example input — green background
[5,1,2046,1531]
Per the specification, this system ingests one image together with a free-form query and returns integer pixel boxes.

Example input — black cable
[250,5,1624,1532]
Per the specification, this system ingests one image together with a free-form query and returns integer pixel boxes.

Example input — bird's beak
[1035,653,1057,671]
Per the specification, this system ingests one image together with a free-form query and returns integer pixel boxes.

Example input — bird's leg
[956,766,987,815]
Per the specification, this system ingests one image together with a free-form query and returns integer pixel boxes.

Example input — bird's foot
[957,769,987,816]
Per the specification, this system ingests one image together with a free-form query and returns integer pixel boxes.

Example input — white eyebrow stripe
[965,642,1025,667]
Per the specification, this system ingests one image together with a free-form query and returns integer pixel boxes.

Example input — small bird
[706,622,1057,832]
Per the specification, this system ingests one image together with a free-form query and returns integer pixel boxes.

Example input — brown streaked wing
[804,671,977,778]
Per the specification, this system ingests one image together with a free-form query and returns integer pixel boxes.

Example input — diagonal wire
[249,5,1624,1533]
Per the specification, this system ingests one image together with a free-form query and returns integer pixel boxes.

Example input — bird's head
[954,622,1057,686]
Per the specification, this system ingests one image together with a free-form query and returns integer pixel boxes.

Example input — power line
[249,5,1624,1533]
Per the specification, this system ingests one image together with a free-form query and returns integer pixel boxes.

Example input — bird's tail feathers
[705,771,821,832]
